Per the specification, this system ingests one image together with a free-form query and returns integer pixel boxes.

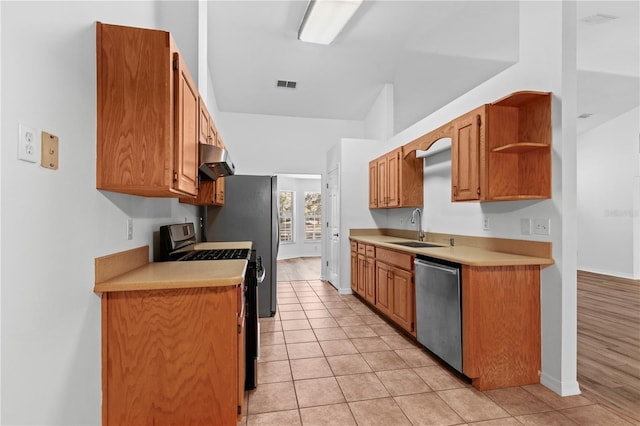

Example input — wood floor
[277,258,640,423]
[278,256,321,282]
[577,270,640,423]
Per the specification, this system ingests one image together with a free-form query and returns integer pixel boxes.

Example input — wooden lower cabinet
[462,265,541,390]
[101,285,245,425]
[364,256,375,304]
[390,266,414,332]
[351,242,376,304]
[350,242,358,293]
[350,239,543,391]
[373,247,415,335]
[375,261,393,317]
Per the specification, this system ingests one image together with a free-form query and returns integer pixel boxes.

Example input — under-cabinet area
[349,230,553,391]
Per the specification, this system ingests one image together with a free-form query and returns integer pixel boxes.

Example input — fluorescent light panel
[298,0,363,45]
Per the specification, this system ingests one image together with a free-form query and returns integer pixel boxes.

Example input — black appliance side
[245,250,258,390]
[205,175,278,317]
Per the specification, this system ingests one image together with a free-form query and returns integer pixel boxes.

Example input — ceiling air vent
[277,80,297,89]
[578,113,593,119]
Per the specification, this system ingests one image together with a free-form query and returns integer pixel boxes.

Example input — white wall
[0,2,202,424]
[277,175,322,260]
[577,107,640,279]
[217,111,364,176]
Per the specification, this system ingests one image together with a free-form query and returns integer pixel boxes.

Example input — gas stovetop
[179,248,250,261]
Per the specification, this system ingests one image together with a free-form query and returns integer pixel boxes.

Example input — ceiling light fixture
[298,0,363,45]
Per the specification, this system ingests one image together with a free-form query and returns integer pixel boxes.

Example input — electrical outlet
[520,218,532,235]
[533,218,550,235]
[483,216,490,231]
[127,218,133,240]
[18,123,38,163]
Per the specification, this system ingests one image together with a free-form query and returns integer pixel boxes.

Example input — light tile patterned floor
[240,279,636,425]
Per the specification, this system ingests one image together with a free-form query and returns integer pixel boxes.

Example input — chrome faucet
[411,208,424,241]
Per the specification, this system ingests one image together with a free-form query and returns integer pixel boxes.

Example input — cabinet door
[357,253,366,296]
[375,261,392,316]
[199,98,210,145]
[173,52,199,196]
[368,161,378,208]
[350,246,358,293]
[377,157,388,208]
[452,108,482,201]
[386,149,400,207]
[391,266,414,332]
[364,257,376,304]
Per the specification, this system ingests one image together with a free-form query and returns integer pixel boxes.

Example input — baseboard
[540,372,581,396]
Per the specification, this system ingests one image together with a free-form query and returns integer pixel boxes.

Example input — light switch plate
[41,131,59,170]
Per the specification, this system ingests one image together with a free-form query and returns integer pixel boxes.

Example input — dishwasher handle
[415,258,459,275]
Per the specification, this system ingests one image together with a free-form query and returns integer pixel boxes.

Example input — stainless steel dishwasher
[414,256,463,373]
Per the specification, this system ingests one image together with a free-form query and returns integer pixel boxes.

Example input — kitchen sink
[391,241,445,248]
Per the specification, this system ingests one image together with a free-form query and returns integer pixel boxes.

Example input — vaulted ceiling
[207,1,639,135]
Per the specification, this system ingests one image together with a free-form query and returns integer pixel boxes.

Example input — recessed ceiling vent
[578,113,593,119]
[277,80,297,89]
[580,13,618,26]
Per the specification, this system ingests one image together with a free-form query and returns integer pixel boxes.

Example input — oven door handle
[256,256,266,284]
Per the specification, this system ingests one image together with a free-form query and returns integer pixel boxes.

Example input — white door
[327,167,340,287]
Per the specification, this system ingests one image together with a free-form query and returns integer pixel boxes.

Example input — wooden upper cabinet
[368,161,378,208]
[452,106,484,201]
[173,52,199,196]
[370,146,423,209]
[451,91,552,202]
[199,98,211,145]
[386,150,400,207]
[96,22,198,197]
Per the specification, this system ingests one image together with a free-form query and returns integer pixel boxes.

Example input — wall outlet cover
[18,123,38,163]
[483,216,490,231]
[533,218,551,235]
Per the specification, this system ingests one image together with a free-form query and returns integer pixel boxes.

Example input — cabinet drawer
[357,243,366,255]
[350,241,358,252]
[376,247,413,270]
[365,245,375,258]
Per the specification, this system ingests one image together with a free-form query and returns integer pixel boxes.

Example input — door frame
[326,166,340,288]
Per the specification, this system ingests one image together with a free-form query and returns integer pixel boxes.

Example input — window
[304,192,322,241]
[279,191,294,242]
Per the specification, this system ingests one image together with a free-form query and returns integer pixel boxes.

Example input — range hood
[198,143,235,180]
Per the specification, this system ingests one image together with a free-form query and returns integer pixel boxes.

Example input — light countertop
[94,241,252,293]
[350,234,554,267]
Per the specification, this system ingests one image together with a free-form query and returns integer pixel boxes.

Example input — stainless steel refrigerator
[205,175,279,317]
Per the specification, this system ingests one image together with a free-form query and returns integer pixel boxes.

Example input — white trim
[540,372,581,397]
